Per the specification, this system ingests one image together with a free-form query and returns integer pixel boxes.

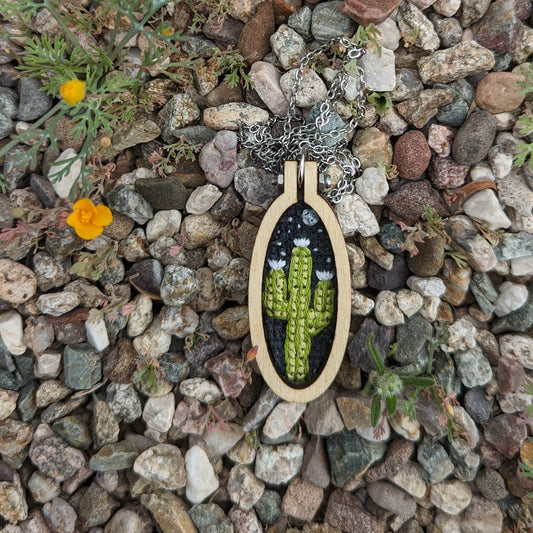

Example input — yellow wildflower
[60,79,86,105]
[67,198,112,240]
[161,26,174,36]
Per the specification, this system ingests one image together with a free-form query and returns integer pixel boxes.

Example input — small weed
[367,91,392,117]
[352,24,381,52]
[399,205,448,256]
[70,244,119,281]
[0,0,196,198]
[444,250,468,268]
[150,139,201,177]
[365,334,435,428]
[426,320,449,375]
[213,46,253,90]
[186,0,232,34]
[134,358,166,394]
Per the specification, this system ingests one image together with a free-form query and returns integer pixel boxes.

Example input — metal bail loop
[298,151,306,187]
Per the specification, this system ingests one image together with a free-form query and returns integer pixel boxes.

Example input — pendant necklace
[240,37,366,402]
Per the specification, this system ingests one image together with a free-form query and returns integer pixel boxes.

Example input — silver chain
[239,37,366,203]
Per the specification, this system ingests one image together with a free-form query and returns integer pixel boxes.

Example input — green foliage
[444,250,468,268]
[213,46,253,90]
[0,0,195,198]
[399,205,448,257]
[426,320,449,375]
[367,91,392,117]
[70,244,119,281]
[134,358,166,394]
[186,0,233,34]
[150,139,201,177]
[352,24,381,52]
[366,334,435,427]
[514,66,533,169]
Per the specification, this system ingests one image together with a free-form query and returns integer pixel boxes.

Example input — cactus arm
[263,268,288,321]
[307,280,335,336]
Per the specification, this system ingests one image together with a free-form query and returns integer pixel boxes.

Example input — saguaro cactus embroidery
[263,238,335,383]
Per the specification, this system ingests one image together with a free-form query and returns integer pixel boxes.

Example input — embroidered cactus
[263,238,335,382]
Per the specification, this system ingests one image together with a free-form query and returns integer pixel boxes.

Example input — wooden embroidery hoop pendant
[249,160,351,402]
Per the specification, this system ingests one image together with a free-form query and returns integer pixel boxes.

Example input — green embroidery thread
[263,238,335,383]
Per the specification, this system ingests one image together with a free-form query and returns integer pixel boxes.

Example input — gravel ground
[0,0,532,532]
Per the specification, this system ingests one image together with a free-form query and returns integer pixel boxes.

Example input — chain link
[239,37,366,203]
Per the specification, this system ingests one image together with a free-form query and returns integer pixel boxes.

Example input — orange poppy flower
[60,79,86,105]
[67,198,113,240]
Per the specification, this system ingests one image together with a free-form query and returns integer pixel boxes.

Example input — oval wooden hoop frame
[249,161,351,402]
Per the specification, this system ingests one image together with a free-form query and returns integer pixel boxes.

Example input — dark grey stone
[367,254,410,291]
[254,490,283,524]
[17,78,53,121]
[394,314,432,365]
[127,259,164,296]
[189,503,234,533]
[63,343,102,391]
[464,388,493,424]
[452,110,497,165]
[134,176,189,211]
[348,318,394,374]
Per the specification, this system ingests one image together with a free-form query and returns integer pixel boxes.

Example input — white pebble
[356,167,389,206]
[374,291,404,326]
[494,281,529,316]
[34,351,62,379]
[146,210,182,242]
[0,311,25,355]
[85,310,109,352]
[185,445,219,504]
[463,189,511,230]
[406,276,446,297]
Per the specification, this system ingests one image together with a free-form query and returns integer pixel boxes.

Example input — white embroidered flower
[316,270,334,281]
[268,259,286,270]
[293,238,310,247]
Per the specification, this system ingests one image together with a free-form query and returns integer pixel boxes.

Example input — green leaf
[385,395,397,417]
[401,376,435,387]
[367,334,386,374]
[370,395,381,427]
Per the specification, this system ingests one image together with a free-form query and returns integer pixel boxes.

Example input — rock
[52,415,91,451]
[394,314,432,365]
[396,88,454,129]
[143,393,175,433]
[255,444,303,485]
[352,128,393,170]
[234,167,277,209]
[203,103,269,130]
[32,252,71,292]
[0,390,17,421]
[305,389,344,436]
[443,215,498,272]
[186,184,222,215]
[429,480,472,515]
[452,110,498,166]
[336,394,389,442]
[460,496,503,533]
[133,316,172,359]
[431,13,463,47]
[311,1,356,42]
[476,72,525,113]
[385,180,448,225]
[47,149,82,199]
[324,489,384,533]
[464,388,493,424]
[497,356,525,394]
[417,41,496,84]
[179,378,222,404]
[85,310,109,352]
[156,93,200,143]
[485,414,527,459]
[0,418,33,457]
[160,266,198,306]
[327,429,386,486]
[146,210,182,242]
[188,503,233,533]
[89,441,138,471]
[203,15,243,45]
[228,507,262,533]
[497,168,533,217]
[105,508,145,533]
[429,156,469,189]
[454,347,493,387]
[17,78,52,121]
[198,130,238,188]
[62,343,101,391]
[29,434,85,482]
[463,189,511,230]
[42,497,76,533]
[181,213,223,249]
[270,24,306,69]
[37,292,79,317]
[393,131,431,180]
[368,255,410,291]
[472,0,524,54]
[141,491,197,533]
[417,438,454,484]
[359,43,396,92]
[106,186,153,225]
[407,276,446,298]
[201,422,244,455]
[253,490,283,524]
[134,443,186,490]
[0,260,37,304]
[127,259,163,296]
[339,0,401,25]
[237,1,275,64]
[134,176,189,211]
[281,477,323,522]
[211,306,249,340]
[280,68,327,108]
[475,468,509,501]
[0,312,25,356]
[243,386,280,431]
[249,61,289,116]
[335,193,379,237]
[365,439,415,483]
[262,401,306,440]
[27,472,60,504]
[368,481,416,518]
[397,1,439,51]
[228,464,264,510]
[406,234,445,277]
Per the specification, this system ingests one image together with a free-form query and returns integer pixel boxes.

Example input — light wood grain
[249,161,351,402]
